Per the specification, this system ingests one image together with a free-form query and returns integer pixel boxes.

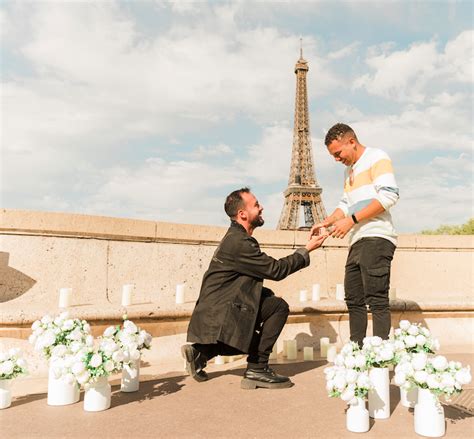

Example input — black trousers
[344,237,396,346]
[194,288,289,368]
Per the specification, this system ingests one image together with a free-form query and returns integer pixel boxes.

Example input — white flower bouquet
[78,346,125,389]
[325,341,372,405]
[362,336,397,368]
[394,320,440,354]
[394,352,472,398]
[0,348,28,380]
[101,319,152,376]
[29,312,92,360]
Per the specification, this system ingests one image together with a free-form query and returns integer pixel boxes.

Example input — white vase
[368,367,390,419]
[84,376,111,412]
[0,380,12,409]
[346,397,370,433]
[47,365,80,406]
[400,386,418,408]
[414,388,445,437]
[121,360,140,393]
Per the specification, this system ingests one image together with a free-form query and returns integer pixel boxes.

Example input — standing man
[310,123,399,347]
[182,187,327,390]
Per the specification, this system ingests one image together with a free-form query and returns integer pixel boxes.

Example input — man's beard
[251,216,264,228]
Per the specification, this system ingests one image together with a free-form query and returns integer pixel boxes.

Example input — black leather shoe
[181,345,209,382]
[241,366,293,389]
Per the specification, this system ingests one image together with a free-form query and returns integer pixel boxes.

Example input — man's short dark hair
[325,123,358,146]
[224,187,251,219]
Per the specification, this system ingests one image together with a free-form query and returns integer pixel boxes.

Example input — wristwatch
[351,214,359,224]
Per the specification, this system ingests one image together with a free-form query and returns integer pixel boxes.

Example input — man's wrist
[351,213,359,224]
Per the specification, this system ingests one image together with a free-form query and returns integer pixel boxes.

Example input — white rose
[426,375,440,389]
[455,368,472,385]
[90,354,103,368]
[123,320,138,334]
[52,344,68,357]
[341,343,353,355]
[102,341,118,356]
[144,334,152,347]
[431,339,440,351]
[356,373,370,388]
[441,374,455,388]
[394,340,405,351]
[62,320,75,331]
[400,361,414,376]
[334,354,344,367]
[70,341,83,353]
[32,320,41,330]
[341,387,355,402]
[83,323,91,333]
[394,372,407,386]
[16,358,27,369]
[112,350,125,363]
[0,360,14,375]
[420,327,430,337]
[354,354,366,369]
[404,335,417,348]
[345,369,358,384]
[370,336,383,347]
[28,334,37,345]
[67,329,82,341]
[412,353,428,371]
[104,326,116,338]
[41,315,52,325]
[344,355,356,369]
[104,360,115,372]
[65,373,75,385]
[41,330,57,348]
[408,325,419,336]
[129,350,140,361]
[399,320,411,330]
[414,370,428,384]
[333,375,347,391]
[415,335,426,346]
[71,361,85,375]
[76,371,90,385]
[394,328,402,337]
[326,379,335,392]
[85,335,94,347]
[431,356,448,371]
[380,348,394,361]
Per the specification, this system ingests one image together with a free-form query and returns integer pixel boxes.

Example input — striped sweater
[337,147,399,246]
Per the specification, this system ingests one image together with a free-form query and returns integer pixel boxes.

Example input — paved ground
[2,351,473,439]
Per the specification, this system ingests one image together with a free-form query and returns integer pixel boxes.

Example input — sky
[1,0,473,233]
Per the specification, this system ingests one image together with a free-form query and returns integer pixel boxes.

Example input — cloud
[354,30,473,103]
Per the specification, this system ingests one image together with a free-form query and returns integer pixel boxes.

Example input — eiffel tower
[277,42,326,230]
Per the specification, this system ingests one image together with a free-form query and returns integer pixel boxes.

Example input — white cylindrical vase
[0,380,12,409]
[48,365,80,406]
[346,397,370,433]
[400,386,418,408]
[414,388,445,437]
[368,367,390,419]
[84,376,111,412]
[121,360,140,393]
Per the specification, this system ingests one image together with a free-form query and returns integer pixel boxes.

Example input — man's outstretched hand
[305,233,328,252]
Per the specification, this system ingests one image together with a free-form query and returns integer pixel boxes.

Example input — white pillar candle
[286,340,297,360]
[303,347,314,361]
[335,284,345,301]
[121,284,134,307]
[176,283,185,304]
[320,337,330,357]
[58,288,72,308]
[282,340,288,358]
[312,284,321,301]
[327,344,337,362]
[389,287,397,300]
[299,289,308,302]
[214,355,225,365]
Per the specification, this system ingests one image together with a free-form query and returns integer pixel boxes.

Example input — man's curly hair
[325,123,358,146]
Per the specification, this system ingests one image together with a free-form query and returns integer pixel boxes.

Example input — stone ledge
[1,298,473,326]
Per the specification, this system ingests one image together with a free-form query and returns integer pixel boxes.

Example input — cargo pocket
[366,265,390,295]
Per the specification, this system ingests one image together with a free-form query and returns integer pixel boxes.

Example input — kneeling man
[182,187,327,389]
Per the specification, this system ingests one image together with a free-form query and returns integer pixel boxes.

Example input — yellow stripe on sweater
[344,159,394,192]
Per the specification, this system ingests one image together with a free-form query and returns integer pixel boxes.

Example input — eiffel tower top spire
[277,43,326,230]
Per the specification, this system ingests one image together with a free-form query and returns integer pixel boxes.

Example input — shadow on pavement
[110,375,186,408]
[11,392,47,407]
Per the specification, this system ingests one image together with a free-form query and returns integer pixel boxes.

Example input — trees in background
[421,218,474,235]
